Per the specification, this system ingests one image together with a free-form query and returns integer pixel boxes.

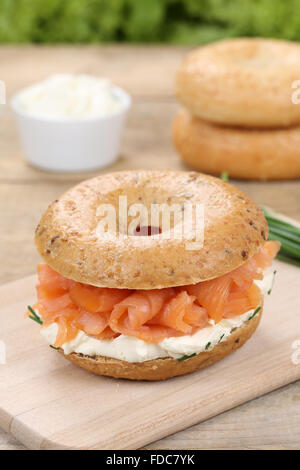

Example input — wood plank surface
[0,45,299,450]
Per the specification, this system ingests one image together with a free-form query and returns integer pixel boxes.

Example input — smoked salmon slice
[149,291,207,334]
[69,283,129,313]
[29,241,280,346]
[186,276,232,323]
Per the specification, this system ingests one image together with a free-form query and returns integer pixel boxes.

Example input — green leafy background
[0,0,299,44]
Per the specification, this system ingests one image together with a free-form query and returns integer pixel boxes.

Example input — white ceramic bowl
[11,86,131,172]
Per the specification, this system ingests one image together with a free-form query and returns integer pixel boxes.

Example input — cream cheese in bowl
[17,74,125,120]
[11,74,131,172]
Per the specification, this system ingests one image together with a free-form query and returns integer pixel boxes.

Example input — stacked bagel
[173,38,300,180]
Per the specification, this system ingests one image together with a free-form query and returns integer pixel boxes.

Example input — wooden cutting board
[0,260,300,450]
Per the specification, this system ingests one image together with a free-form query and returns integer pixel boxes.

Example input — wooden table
[0,46,299,450]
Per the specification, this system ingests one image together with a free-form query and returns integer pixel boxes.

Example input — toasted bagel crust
[35,170,268,289]
[173,109,300,180]
[176,38,300,128]
[58,310,261,380]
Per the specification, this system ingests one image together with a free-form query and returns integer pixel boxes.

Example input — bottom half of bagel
[57,310,261,381]
[173,109,300,180]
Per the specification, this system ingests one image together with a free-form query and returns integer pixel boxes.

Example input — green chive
[219,334,225,343]
[267,225,300,244]
[50,345,59,350]
[261,206,300,267]
[205,341,211,350]
[27,305,43,325]
[220,171,229,182]
[268,233,300,258]
[177,353,196,362]
[266,220,300,236]
[248,306,261,321]
[267,271,277,295]
[276,253,300,267]
[262,209,300,233]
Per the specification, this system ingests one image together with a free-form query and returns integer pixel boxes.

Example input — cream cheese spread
[41,270,275,363]
[17,74,124,119]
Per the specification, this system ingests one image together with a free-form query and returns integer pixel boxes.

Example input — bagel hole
[94,183,188,237]
[132,225,162,236]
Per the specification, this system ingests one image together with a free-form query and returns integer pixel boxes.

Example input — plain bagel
[35,170,268,289]
[59,308,262,381]
[173,108,300,180]
[176,38,300,128]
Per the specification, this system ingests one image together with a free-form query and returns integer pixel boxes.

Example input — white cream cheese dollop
[17,74,124,119]
[41,270,275,363]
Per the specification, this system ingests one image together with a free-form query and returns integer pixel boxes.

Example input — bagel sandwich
[27,170,280,380]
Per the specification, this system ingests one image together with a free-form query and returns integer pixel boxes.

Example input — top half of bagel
[176,38,300,128]
[35,170,268,290]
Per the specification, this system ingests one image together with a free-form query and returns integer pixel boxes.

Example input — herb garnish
[267,270,277,295]
[50,345,59,350]
[220,171,229,182]
[276,254,300,267]
[248,306,261,321]
[27,305,43,325]
[262,207,300,267]
[219,334,225,343]
[177,353,196,362]
[205,341,211,350]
